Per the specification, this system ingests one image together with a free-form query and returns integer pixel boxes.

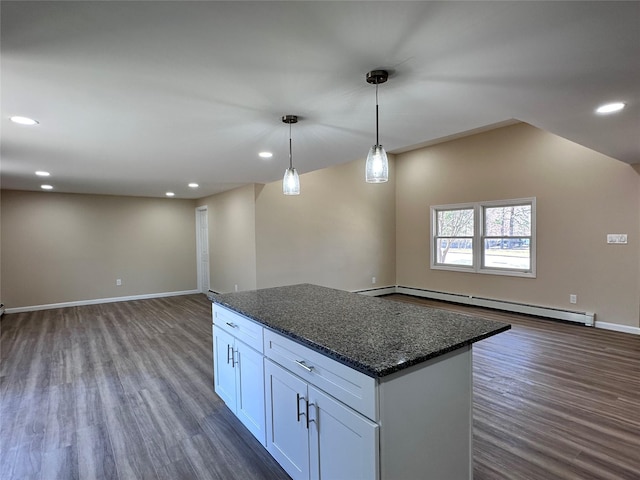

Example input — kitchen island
[209,284,510,480]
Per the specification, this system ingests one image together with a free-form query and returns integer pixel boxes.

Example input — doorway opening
[196,206,210,293]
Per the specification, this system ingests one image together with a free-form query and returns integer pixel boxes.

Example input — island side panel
[377,346,473,480]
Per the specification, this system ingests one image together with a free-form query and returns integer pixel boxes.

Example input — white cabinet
[264,359,310,480]
[212,305,266,446]
[213,302,473,480]
[263,328,472,480]
[213,325,237,407]
[309,385,378,480]
[265,359,378,480]
[263,329,376,419]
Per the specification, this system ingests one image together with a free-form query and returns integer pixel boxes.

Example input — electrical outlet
[372,276,376,284]
[116,278,122,286]
[569,294,577,304]
[607,234,627,244]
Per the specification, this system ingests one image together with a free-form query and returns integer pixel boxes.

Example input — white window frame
[430,197,536,278]
[430,203,476,273]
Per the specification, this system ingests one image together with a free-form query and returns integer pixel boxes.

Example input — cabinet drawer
[264,329,377,421]
[213,304,264,353]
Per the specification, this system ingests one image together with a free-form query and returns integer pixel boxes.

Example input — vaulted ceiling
[2,1,639,199]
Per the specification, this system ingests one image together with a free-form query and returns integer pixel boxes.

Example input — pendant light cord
[289,121,293,169]
[375,81,380,146]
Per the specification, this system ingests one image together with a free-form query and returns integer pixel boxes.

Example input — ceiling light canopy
[282,115,300,196]
[10,116,39,126]
[365,70,389,183]
[596,102,625,114]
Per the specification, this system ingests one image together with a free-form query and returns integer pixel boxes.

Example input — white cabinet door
[265,360,310,480]
[309,386,379,480]
[213,325,236,409]
[214,325,266,446]
[236,340,266,445]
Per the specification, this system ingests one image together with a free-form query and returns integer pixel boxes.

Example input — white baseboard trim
[594,321,640,335]
[354,286,397,296]
[4,289,201,314]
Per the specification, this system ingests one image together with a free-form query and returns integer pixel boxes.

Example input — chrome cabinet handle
[294,360,314,372]
[295,394,316,429]
[226,344,237,367]
[296,393,305,423]
[306,401,316,429]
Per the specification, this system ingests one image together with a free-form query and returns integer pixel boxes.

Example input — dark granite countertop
[209,284,510,378]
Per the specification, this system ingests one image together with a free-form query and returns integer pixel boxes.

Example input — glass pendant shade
[365,70,390,184]
[282,114,300,195]
[283,167,300,195]
[365,144,388,183]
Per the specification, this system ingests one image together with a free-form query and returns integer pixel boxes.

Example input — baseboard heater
[396,286,595,327]
[355,286,397,297]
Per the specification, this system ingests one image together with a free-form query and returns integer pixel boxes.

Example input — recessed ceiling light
[596,102,626,114]
[259,152,273,159]
[166,192,175,197]
[41,184,53,190]
[188,183,199,188]
[10,116,39,126]
[35,171,50,177]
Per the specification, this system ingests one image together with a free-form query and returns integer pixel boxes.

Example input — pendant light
[365,70,389,183]
[282,114,300,195]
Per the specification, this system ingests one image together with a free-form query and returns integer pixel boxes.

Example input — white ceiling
[2,1,639,199]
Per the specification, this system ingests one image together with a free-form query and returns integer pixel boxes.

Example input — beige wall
[196,184,258,293]
[255,157,396,291]
[396,123,640,328]
[4,123,636,331]
[0,190,197,308]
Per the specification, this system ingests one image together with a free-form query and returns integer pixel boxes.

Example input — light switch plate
[607,234,627,244]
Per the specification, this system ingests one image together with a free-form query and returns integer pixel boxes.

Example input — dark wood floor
[0,296,289,480]
[1,293,638,479]
[386,294,640,480]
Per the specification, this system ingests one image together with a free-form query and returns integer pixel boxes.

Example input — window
[431,198,536,277]
[434,206,475,268]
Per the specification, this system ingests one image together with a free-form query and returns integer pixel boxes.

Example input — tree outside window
[435,208,474,266]
[482,204,532,270]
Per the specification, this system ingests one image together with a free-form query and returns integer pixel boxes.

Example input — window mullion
[473,204,482,272]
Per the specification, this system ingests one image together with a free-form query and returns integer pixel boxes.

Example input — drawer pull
[225,322,238,328]
[295,360,314,372]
